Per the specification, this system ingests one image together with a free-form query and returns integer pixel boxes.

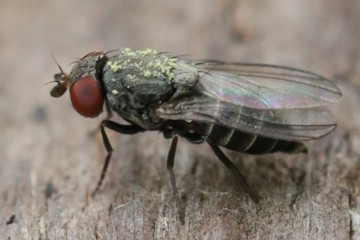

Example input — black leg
[92,120,144,196]
[207,140,259,203]
[88,103,113,137]
[166,135,185,223]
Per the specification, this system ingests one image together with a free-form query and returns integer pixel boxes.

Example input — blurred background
[1,0,359,238]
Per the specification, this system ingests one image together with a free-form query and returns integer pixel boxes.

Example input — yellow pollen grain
[107,61,122,72]
[143,70,151,77]
[112,89,119,95]
[127,74,135,80]
[139,48,155,56]
[123,48,136,57]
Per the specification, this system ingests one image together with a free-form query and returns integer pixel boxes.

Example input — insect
[50,48,341,205]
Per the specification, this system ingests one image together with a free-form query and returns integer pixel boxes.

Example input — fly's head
[50,52,108,118]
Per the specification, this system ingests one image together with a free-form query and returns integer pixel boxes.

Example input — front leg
[92,120,144,196]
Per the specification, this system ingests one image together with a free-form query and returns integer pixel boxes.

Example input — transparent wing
[194,61,342,109]
[157,94,337,141]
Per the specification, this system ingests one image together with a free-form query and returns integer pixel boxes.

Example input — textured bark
[1,1,360,239]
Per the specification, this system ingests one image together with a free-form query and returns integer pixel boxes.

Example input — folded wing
[195,62,341,109]
[157,62,341,141]
[157,94,336,141]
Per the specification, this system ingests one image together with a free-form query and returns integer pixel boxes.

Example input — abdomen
[168,120,306,154]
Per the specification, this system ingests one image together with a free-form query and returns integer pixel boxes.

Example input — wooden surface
[1,1,360,239]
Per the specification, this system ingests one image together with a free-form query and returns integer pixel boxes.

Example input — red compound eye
[70,76,104,118]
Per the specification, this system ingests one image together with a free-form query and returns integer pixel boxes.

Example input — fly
[50,48,342,209]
